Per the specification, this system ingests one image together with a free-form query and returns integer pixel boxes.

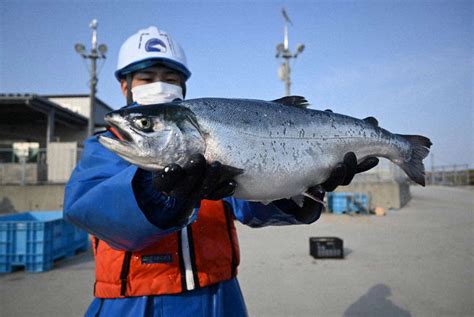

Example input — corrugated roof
[0,94,88,126]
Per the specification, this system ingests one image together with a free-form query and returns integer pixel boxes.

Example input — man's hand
[321,152,379,192]
[152,154,238,203]
[149,154,238,226]
[272,186,326,224]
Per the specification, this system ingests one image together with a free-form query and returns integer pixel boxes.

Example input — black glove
[153,153,239,203]
[150,154,239,226]
[321,152,379,192]
[272,186,325,224]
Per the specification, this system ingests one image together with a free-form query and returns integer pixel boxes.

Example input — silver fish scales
[99,96,432,202]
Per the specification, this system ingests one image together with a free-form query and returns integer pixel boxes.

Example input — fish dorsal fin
[363,116,378,127]
[271,96,309,108]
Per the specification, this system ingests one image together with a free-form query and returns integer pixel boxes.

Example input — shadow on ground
[344,284,411,317]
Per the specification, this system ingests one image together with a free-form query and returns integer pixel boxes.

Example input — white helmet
[115,26,191,81]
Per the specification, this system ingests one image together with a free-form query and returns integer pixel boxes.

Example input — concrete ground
[0,186,472,317]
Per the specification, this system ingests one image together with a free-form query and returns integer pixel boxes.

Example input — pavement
[1,185,473,317]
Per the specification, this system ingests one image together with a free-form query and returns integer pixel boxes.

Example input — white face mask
[131,81,184,105]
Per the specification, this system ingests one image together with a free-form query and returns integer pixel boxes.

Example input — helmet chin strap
[179,72,187,99]
[181,83,186,99]
[126,73,133,105]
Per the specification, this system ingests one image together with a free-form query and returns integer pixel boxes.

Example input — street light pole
[276,8,305,96]
[75,19,107,136]
[89,20,98,138]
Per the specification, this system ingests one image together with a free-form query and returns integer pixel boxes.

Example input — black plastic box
[309,237,344,259]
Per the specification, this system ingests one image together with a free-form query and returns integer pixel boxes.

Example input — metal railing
[353,160,472,187]
[426,164,471,186]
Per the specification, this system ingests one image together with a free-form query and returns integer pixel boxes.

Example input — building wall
[0,163,40,184]
[47,97,88,118]
[47,142,79,182]
[47,96,113,126]
[0,184,65,213]
[335,180,411,210]
[54,124,88,144]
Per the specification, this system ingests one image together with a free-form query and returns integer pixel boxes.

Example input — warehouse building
[0,93,112,147]
[0,94,114,212]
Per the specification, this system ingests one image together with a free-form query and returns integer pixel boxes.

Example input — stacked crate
[0,211,88,273]
[327,192,369,214]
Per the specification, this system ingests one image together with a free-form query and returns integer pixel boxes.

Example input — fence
[0,147,82,185]
[353,160,472,187]
[425,164,471,186]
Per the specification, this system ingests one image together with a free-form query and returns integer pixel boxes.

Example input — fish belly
[204,129,337,201]
[205,128,404,201]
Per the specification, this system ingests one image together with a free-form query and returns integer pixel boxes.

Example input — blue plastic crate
[0,211,88,273]
[328,192,369,214]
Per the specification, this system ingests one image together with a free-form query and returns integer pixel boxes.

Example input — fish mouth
[98,132,165,172]
[105,119,133,143]
[99,115,138,156]
[98,133,146,168]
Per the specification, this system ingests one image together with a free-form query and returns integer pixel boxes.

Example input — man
[64,26,378,317]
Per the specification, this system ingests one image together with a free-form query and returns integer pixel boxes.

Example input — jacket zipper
[94,237,100,254]
[120,251,132,296]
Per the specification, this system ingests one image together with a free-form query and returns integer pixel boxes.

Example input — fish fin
[290,195,305,207]
[303,189,326,207]
[363,116,379,127]
[396,134,433,186]
[271,96,309,108]
[220,164,244,179]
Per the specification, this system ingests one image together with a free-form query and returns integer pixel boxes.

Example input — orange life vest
[92,200,240,298]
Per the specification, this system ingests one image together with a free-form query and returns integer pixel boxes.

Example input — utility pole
[430,153,435,185]
[75,19,107,136]
[275,8,305,96]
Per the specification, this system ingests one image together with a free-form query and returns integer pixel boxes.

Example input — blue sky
[1,0,472,168]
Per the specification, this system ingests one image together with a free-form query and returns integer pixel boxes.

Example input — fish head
[98,104,205,171]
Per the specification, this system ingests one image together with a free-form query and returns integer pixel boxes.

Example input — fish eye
[133,117,153,132]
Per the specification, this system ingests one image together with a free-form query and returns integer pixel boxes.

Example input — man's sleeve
[225,196,321,227]
[63,134,197,251]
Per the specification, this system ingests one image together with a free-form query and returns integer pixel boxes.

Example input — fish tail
[396,134,432,186]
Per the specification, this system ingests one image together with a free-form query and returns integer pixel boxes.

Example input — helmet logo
[145,38,167,53]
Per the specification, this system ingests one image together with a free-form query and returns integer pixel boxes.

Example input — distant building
[0,93,113,148]
[0,93,113,185]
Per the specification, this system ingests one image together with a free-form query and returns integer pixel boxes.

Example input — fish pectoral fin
[219,164,244,180]
[271,96,309,108]
[303,186,326,207]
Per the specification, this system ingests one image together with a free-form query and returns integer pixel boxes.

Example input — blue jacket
[64,133,321,316]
